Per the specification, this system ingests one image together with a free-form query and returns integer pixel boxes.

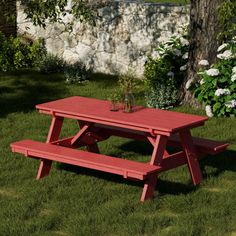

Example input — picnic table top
[36,96,208,134]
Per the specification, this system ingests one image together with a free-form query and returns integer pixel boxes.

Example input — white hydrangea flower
[182,52,189,59]
[205,105,214,117]
[225,100,236,108]
[215,88,231,96]
[200,79,204,85]
[180,64,187,71]
[167,71,174,77]
[180,37,189,46]
[217,43,228,52]
[231,74,236,82]
[185,78,194,90]
[217,50,233,60]
[232,66,236,74]
[198,60,209,66]
[173,49,182,56]
[206,68,220,76]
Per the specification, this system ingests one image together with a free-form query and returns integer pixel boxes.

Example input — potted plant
[118,69,138,113]
[108,91,121,111]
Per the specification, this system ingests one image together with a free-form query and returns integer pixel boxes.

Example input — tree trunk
[0,0,17,37]
[182,0,224,107]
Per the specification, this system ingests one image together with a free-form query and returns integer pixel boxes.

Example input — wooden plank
[168,134,229,155]
[70,124,91,146]
[11,140,161,180]
[179,130,203,185]
[37,116,64,180]
[36,96,208,134]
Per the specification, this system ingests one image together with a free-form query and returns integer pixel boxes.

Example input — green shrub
[146,83,178,109]
[64,61,91,84]
[38,53,66,73]
[0,31,45,72]
[190,40,236,117]
[144,33,189,109]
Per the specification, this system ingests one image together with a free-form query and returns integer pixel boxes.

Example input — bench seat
[11,140,161,180]
[168,135,229,155]
[91,124,229,155]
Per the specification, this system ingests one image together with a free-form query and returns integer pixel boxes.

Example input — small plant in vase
[118,69,138,113]
[108,91,121,111]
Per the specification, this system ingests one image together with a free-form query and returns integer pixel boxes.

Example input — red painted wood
[87,124,228,156]
[168,134,229,155]
[70,124,91,146]
[161,151,187,170]
[179,130,203,185]
[78,121,100,153]
[150,135,168,166]
[46,116,64,143]
[140,135,168,201]
[11,140,161,180]
[36,96,208,134]
[140,173,158,202]
[37,116,64,179]
[51,137,74,147]
[36,160,52,179]
[11,96,229,202]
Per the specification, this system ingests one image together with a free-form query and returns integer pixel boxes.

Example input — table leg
[179,130,203,185]
[36,116,64,179]
[141,135,168,201]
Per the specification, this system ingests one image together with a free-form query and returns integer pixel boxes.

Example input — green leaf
[213,102,222,112]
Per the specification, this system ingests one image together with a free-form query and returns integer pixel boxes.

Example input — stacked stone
[17,1,189,76]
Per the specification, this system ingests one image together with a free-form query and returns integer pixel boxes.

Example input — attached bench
[90,124,229,156]
[168,134,229,155]
[10,140,161,180]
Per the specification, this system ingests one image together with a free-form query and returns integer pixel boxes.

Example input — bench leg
[37,116,64,179]
[179,130,203,185]
[37,160,52,180]
[140,173,158,202]
[141,135,168,201]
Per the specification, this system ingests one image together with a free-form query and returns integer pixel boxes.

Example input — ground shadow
[57,139,236,196]
[57,163,198,196]
[0,70,67,117]
[119,140,236,175]
[90,73,119,88]
[200,150,236,177]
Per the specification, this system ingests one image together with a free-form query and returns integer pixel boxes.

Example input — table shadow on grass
[0,71,67,117]
[55,141,236,197]
[57,163,198,196]
[120,140,236,175]
[200,150,236,177]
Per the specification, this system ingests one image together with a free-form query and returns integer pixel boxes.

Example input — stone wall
[17,1,189,76]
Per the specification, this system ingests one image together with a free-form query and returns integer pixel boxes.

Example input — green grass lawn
[0,71,236,236]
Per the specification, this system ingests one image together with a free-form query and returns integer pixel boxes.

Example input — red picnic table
[10,96,228,202]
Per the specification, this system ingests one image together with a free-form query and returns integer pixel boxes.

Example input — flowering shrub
[191,40,236,117]
[144,33,189,109]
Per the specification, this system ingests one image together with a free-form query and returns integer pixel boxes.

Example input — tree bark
[182,0,224,107]
[0,0,17,37]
